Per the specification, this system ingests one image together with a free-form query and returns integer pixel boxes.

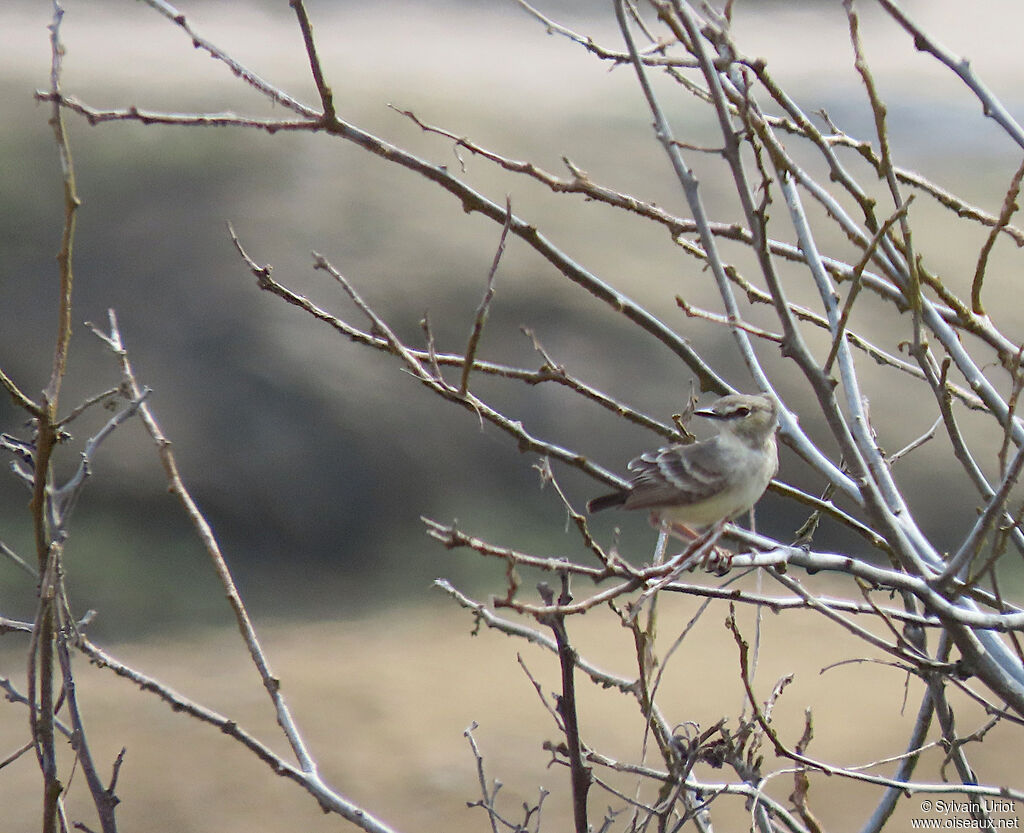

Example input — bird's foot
[701,546,734,576]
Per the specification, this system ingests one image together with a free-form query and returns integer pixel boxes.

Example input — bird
[587,393,779,535]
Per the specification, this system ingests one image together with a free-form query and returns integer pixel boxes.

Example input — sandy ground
[2,595,1021,832]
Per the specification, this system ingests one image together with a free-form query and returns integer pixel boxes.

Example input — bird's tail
[587,490,627,513]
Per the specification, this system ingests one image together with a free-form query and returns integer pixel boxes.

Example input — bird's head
[695,393,778,446]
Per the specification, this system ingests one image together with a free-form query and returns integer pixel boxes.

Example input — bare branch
[461,195,512,395]
[537,577,592,833]
[0,366,42,416]
[134,0,318,118]
[463,722,501,833]
[971,156,1024,315]
[877,0,1024,151]
[823,198,913,374]
[289,0,335,120]
[75,636,396,832]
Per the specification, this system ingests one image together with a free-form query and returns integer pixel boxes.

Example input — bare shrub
[4,1,1024,831]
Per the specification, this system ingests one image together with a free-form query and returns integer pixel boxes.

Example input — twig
[971,157,1024,315]
[76,632,402,833]
[87,310,320,777]
[54,385,123,429]
[886,416,941,466]
[289,0,335,120]
[303,248,624,484]
[418,312,444,382]
[0,676,73,740]
[82,312,412,824]
[519,327,678,437]
[32,94,317,132]
[230,229,683,440]
[33,7,80,828]
[0,741,35,773]
[389,101,995,342]
[615,0,763,393]
[428,517,945,628]
[463,722,501,833]
[55,628,118,832]
[74,640,303,784]
[424,517,607,580]
[497,1,699,67]
[109,0,811,429]
[877,0,1024,152]
[1,540,38,579]
[998,348,1024,480]
[530,456,616,568]
[135,0,317,118]
[767,570,942,672]
[923,358,1024,560]
[461,195,512,395]
[0,366,42,416]
[54,87,1017,389]
[496,578,641,618]
[43,1,78,408]
[49,388,152,533]
[937,439,1024,586]
[517,654,565,732]
[823,198,913,374]
[434,579,651,698]
[726,607,830,776]
[845,0,923,351]
[676,296,784,344]
[674,236,980,410]
[925,681,991,825]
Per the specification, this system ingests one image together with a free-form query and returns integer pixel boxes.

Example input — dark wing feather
[621,437,730,511]
[587,490,628,513]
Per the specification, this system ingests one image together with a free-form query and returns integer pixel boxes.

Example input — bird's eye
[733,406,751,417]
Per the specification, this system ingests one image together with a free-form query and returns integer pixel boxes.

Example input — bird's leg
[693,519,735,574]
[650,514,734,573]
[652,525,669,567]
[701,519,735,575]
[647,513,699,544]
[704,508,757,576]
[629,523,729,619]
[742,506,757,552]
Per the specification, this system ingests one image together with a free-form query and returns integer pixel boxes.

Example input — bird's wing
[622,437,731,510]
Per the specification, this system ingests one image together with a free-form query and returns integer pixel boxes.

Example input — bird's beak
[694,408,725,420]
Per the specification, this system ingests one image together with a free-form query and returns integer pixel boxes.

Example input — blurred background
[2,0,1024,830]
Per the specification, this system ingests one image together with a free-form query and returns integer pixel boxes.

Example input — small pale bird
[587,393,779,533]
